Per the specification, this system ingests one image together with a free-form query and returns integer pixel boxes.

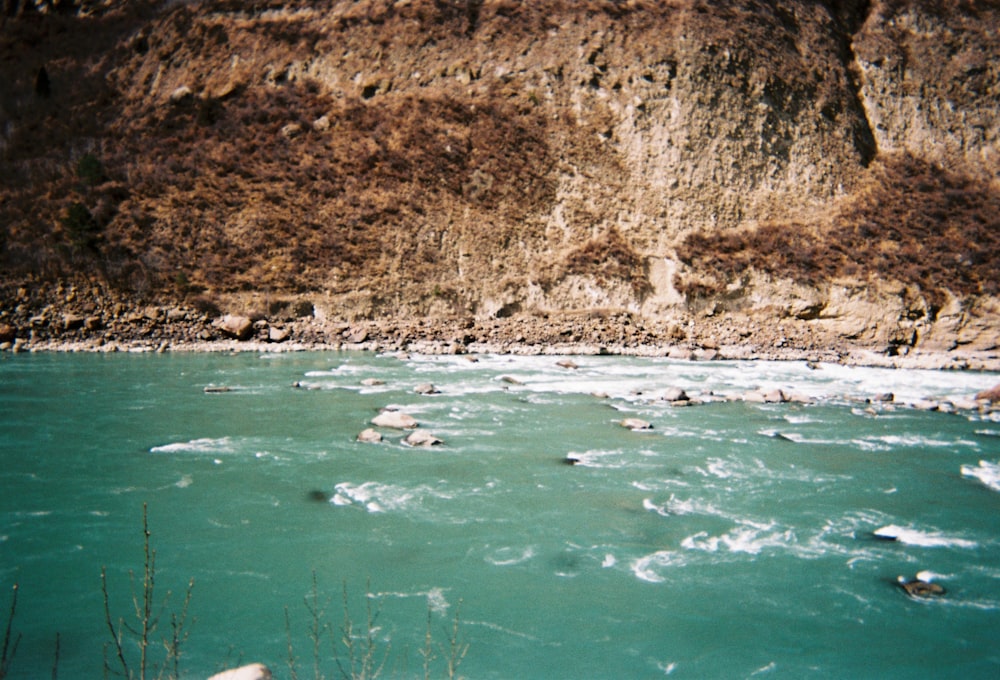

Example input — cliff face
[1,0,997,354]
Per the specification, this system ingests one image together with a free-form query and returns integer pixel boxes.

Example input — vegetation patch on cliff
[675,153,1000,313]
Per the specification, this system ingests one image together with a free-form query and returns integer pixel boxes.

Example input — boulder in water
[371,411,418,429]
[661,387,689,403]
[619,418,652,431]
[896,573,945,598]
[404,429,442,447]
[975,383,1000,403]
[357,428,383,443]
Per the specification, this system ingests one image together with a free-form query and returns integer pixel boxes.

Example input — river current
[1,351,999,678]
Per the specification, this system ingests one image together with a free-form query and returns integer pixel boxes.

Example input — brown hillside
[1,0,998,353]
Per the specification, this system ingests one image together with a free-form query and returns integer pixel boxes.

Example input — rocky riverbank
[2,285,998,372]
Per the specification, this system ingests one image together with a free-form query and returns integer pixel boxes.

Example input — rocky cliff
[1,0,997,359]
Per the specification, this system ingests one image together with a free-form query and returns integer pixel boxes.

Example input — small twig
[1,583,22,679]
[443,600,468,680]
[101,567,129,678]
[284,606,299,680]
[420,604,435,680]
[51,632,60,680]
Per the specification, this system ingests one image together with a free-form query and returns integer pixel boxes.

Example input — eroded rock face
[0,1,995,355]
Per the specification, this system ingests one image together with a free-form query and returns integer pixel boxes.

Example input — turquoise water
[1,351,999,679]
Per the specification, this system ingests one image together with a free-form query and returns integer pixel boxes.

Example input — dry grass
[676,153,1000,311]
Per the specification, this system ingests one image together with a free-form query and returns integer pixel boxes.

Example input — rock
[313,114,331,131]
[169,85,193,103]
[166,307,188,322]
[85,316,103,331]
[499,375,522,385]
[371,411,418,429]
[896,574,945,599]
[662,387,689,402]
[216,315,254,340]
[208,663,272,680]
[404,429,442,447]
[872,392,895,403]
[361,378,385,386]
[556,359,579,369]
[346,328,368,343]
[0,324,15,343]
[204,386,232,393]
[63,314,85,331]
[280,122,303,139]
[762,389,788,403]
[975,384,1000,403]
[357,428,383,443]
[414,383,440,395]
[949,396,982,411]
[268,326,290,343]
[619,418,652,431]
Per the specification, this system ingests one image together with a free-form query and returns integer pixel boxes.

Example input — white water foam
[631,550,685,583]
[375,587,451,614]
[873,524,978,548]
[150,437,236,454]
[960,460,1000,492]
[485,545,536,566]
[680,521,797,555]
[566,449,650,469]
[330,481,455,514]
[868,434,978,449]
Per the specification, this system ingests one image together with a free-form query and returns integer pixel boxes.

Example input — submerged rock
[619,417,652,431]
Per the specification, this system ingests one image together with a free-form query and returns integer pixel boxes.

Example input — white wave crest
[631,550,685,583]
[681,522,796,555]
[150,437,236,454]
[642,498,670,517]
[961,460,1000,492]
[485,545,536,566]
[873,524,978,548]
[331,481,452,514]
[375,587,451,614]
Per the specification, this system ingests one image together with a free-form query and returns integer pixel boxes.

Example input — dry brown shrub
[676,154,1000,312]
